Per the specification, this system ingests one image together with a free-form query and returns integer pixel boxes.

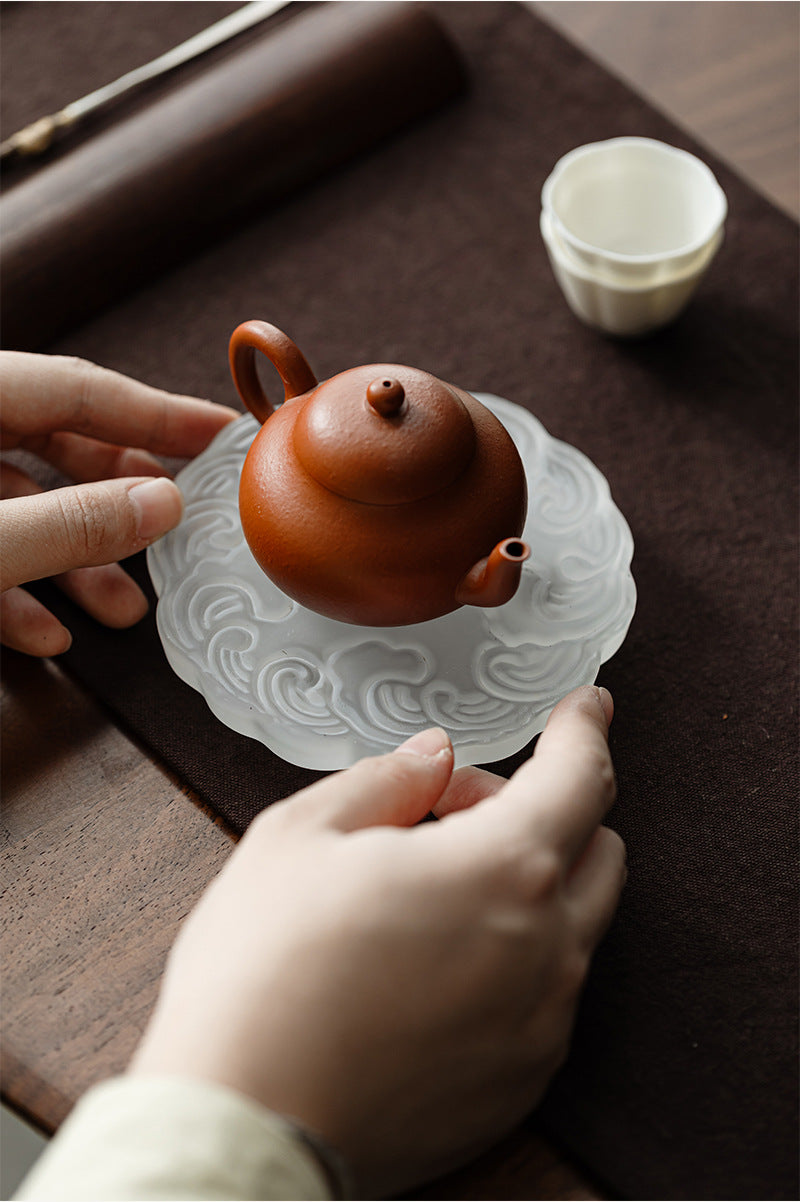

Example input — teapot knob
[366,377,405,417]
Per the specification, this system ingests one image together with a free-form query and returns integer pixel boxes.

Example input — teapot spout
[455,538,530,609]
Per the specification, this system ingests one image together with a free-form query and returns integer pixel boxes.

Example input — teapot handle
[229,320,318,423]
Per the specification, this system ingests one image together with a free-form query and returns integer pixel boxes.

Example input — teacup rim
[541,136,728,268]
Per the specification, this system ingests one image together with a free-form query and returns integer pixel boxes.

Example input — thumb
[0,477,183,591]
[293,729,455,833]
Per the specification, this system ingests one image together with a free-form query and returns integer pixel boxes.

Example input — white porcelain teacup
[540,208,724,338]
[541,137,727,286]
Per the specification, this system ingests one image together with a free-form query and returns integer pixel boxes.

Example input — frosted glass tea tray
[147,394,636,769]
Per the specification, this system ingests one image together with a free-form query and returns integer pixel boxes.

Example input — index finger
[0,352,239,456]
[457,686,617,866]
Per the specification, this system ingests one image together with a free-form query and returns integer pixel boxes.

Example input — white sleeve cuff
[15,1075,335,1201]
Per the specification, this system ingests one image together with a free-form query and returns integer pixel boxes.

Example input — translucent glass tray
[147,394,636,769]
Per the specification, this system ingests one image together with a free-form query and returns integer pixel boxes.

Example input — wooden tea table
[2,4,797,1198]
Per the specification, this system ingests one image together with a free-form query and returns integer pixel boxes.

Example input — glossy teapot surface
[231,320,530,626]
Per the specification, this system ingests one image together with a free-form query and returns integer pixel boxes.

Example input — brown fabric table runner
[4,3,797,1198]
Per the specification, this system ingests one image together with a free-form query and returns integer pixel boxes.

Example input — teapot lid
[293,365,476,505]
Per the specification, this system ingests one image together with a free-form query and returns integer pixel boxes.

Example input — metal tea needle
[0,0,288,162]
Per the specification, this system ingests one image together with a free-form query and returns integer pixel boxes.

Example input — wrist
[129,1046,355,1199]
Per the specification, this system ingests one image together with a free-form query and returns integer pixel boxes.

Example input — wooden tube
[0,1,466,350]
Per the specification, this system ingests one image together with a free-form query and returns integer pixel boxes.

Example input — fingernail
[394,727,451,758]
[596,686,614,725]
[128,478,183,541]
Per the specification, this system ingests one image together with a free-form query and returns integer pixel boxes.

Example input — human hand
[130,685,626,1196]
[0,352,238,655]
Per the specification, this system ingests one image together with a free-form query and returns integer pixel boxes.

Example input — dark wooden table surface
[2,4,798,1198]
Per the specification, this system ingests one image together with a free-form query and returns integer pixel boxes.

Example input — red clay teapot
[231,320,530,626]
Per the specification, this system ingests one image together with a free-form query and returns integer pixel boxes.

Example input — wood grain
[530,1,799,219]
[0,652,234,1133]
